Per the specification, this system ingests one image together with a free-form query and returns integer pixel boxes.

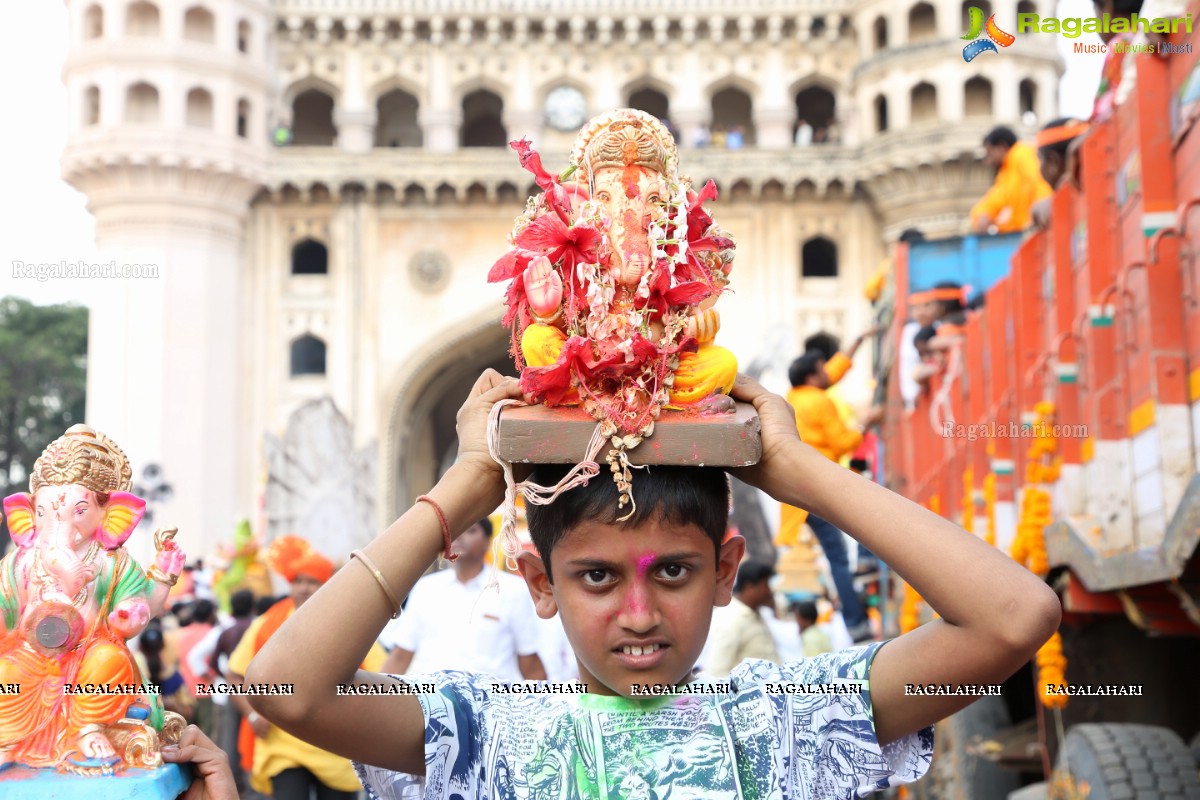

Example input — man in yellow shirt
[779,353,881,642]
[228,539,386,799]
[970,126,1054,235]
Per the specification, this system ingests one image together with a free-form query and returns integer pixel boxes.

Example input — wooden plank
[496,403,762,467]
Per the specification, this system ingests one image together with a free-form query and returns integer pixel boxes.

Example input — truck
[877,22,1200,800]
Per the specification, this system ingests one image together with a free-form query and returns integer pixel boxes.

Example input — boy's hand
[729,374,816,505]
[453,368,525,497]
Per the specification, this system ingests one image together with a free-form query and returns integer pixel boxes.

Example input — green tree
[0,296,88,551]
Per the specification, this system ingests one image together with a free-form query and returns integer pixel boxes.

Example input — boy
[246,370,1061,799]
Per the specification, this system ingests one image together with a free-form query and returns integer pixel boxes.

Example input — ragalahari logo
[962,7,1015,61]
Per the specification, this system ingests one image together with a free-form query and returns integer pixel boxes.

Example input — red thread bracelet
[416,495,457,562]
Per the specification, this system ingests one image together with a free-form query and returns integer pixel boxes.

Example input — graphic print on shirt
[353,643,934,800]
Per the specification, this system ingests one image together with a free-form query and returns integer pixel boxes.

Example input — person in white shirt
[381,518,546,681]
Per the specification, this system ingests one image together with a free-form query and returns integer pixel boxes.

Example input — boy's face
[519,514,744,697]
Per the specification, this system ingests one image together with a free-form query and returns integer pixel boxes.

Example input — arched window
[126,82,159,123]
[911,82,938,124]
[84,5,103,39]
[84,86,100,125]
[186,88,213,128]
[236,98,250,138]
[290,335,326,377]
[237,19,251,53]
[801,237,838,278]
[964,76,993,117]
[874,95,889,133]
[291,89,336,146]
[908,3,937,42]
[126,1,160,36]
[375,89,422,148]
[873,16,888,51]
[794,86,836,143]
[627,87,670,122]
[1019,78,1037,121]
[461,90,506,147]
[291,239,328,275]
[711,86,756,146]
[183,6,214,42]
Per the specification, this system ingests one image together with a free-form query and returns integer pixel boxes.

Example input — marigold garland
[899,582,923,633]
[1010,402,1067,708]
[983,472,997,546]
[1036,632,1069,709]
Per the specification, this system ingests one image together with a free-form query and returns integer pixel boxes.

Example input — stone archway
[384,315,517,521]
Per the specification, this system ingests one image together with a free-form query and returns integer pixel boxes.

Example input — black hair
[933,280,966,315]
[255,594,278,616]
[803,332,841,361]
[898,228,926,244]
[191,599,216,625]
[231,588,254,618]
[525,464,730,583]
[477,517,494,539]
[734,560,775,593]
[139,619,165,684]
[983,126,1017,148]
[1038,117,1085,160]
[914,325,938,348]
[788,352,826,388]
[793,600,819,624]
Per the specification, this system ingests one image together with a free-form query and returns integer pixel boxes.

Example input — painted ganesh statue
[490,108,740,451]
[0,425,187,775]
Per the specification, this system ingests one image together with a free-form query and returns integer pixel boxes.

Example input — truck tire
[1056,723,1200,800]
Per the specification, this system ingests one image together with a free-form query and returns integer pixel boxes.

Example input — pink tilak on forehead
[636,553,656,577]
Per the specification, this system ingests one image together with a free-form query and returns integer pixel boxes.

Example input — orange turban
[267,535,334,583]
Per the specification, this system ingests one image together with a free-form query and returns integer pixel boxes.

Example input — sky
[0,0,1105,309]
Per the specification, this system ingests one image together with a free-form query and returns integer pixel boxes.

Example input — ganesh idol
[0,424,187,775]
[489,108,739,448]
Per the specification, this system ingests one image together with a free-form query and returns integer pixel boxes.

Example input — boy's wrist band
[350,549,402,619]
[416,495,458,563]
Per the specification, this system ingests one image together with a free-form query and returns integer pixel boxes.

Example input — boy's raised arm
[731,376,1061,747]
[244,370,524,775]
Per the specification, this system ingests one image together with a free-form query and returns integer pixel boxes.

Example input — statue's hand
[153,527,187,578]
[109,598,150,638]
[524,256,563,320]
[684,308,721,344]
[44,547,99,597]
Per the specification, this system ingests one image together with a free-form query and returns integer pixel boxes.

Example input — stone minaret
[61,0,274,557]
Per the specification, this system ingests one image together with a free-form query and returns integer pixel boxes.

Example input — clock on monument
[544,86,588,132]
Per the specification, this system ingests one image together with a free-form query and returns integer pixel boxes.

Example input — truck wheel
[1056,723,1200,799]
[925,695,1020,800]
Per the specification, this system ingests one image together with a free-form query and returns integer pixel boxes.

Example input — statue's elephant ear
[2,493,36,547]
[98,492,147,549]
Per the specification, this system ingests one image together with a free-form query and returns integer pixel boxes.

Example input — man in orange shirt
[779,352,882,642]
[970,126,1053,235]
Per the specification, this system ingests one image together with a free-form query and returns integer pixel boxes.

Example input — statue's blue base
[0,762,192,799]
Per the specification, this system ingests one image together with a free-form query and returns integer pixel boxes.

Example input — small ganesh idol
[0,425,188,779]
[489,108,739,451]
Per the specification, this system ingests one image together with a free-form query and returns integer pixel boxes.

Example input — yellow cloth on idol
[520,323,736,406]
[229,611,386,795]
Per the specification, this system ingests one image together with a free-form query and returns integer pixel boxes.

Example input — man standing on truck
[970,126,1053,235]
[779,352,882,642]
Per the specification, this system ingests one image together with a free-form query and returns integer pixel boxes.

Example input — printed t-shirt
[354,641,933,799]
